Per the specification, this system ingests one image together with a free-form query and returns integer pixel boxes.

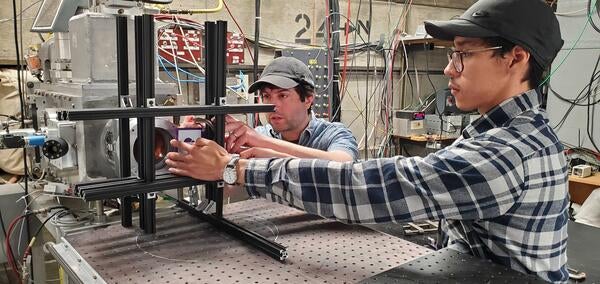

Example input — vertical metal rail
[116,15,132,227]
[140,14,156,234]
[214,21,227,217]
[134,15,146,231]
[204,22,218,209]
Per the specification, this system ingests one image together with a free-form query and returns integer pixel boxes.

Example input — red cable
[5,215,26,283]
[222,0,255,65]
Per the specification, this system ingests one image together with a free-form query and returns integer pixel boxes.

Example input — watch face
[223,166,237,184]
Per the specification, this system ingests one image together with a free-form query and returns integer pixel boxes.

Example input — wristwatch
[222,154,241,185]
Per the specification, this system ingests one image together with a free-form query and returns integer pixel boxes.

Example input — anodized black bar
[214,21,228,217]
[31,103,41,163]
[78,176,205,201]
[116,16,130,104]
[134,16,144,105]
[204,21,217,203]
[140,14,155,183]
[134,15,146,231]
[143,195,156,234]
[60,104,274,121]
[141,14,157,234]
[116,15,132,227]
[176,200,288,261]
[76,173,189,193]
[204,21,215,108]
[139,193,146,230]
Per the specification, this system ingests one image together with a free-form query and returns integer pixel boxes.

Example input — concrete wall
[0,0,473,63]
[0,0,473,154]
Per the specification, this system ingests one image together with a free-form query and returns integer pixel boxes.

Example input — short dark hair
[482,37,545,88]
[294,83,315,114]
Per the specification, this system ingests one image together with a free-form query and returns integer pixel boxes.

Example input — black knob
[42,138,69,159]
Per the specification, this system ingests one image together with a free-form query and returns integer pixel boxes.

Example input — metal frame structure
[57,15,287,261]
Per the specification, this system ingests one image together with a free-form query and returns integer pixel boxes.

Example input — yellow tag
[308,59,318,65]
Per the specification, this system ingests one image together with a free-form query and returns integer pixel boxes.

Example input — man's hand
[180,115,205,128]
[165,138,230,181]
[240,147,291,159]
[225,115,265,153]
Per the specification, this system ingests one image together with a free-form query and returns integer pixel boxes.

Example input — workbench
[569,172,600,204]
[47,199,432,283]
[31,193,588,283]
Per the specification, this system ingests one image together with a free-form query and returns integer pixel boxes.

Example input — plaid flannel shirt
[245,89,569,282]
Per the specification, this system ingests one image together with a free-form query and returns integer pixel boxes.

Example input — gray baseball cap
[248,56,316,93]
[424,0,563,69]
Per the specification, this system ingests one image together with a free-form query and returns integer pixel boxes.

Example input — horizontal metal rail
[60,104,275,121]
[176,200,288,262]
[77,174,206,201]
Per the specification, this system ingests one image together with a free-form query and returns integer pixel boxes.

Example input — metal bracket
[147,192,157,199]
[197,199,216,214]
[218,97,227,105]
[146,98,157,108]
[402,221,438,235]
[120,97,133,108]
[45,239,106,284]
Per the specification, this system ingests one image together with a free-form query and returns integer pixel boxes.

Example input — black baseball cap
[248,56,316,93]
[424,0,563,69]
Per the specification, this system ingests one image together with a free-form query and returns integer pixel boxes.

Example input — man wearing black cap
[223,56,358,162]
[166,0,568,281]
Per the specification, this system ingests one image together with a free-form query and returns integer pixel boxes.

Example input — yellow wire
[161,0,223,14]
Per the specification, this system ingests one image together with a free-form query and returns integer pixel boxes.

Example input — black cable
[588,0,600,34]
[32,210,68,239]
[550,70,600,130]
[0,114,19,120]
[11,0,25,129]
[424,43,437,94]
[586,54,600,152]
[548,71,600,106]
[11,0,31,259]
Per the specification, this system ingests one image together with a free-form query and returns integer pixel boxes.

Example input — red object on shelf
[158,27,244,65]
[226,32,245,65]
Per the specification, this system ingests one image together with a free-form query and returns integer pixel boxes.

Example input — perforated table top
[65,199,432,283]
[360,248,547,283]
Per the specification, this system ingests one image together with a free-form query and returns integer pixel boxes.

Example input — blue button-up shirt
[255,114,359,161]
[244,89,569,282]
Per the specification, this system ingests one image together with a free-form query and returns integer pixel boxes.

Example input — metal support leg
[116,14,133,227]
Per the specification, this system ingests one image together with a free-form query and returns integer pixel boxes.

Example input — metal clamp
[120,97,133,108]
[146,98,157,108]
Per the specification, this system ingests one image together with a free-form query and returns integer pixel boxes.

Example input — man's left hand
[165,138,231,181]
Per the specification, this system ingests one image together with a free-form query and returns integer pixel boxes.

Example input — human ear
[509,46,530,69]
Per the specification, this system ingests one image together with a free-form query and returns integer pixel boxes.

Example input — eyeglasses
[446,46,503,73]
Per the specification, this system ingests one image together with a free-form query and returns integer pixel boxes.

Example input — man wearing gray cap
[224,56,358,162]
[167,0,568,281]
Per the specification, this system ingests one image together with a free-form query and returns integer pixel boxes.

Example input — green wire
[539,0,598,87]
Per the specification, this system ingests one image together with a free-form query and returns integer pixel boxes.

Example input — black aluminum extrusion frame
[61,16,286,261]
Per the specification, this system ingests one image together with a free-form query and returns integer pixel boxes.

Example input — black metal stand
[116,14,133,228]
[66,17,287,261]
